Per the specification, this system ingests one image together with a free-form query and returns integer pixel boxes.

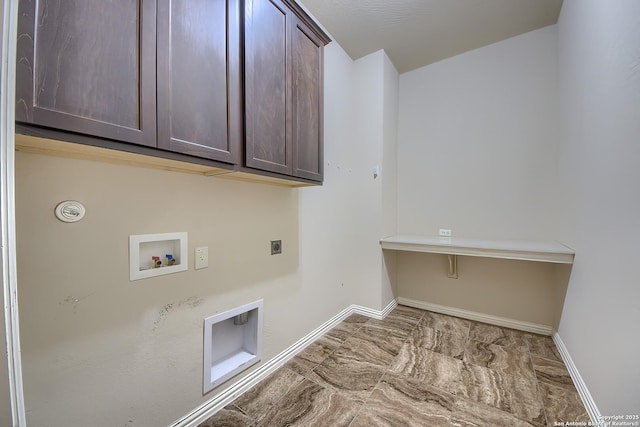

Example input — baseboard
[553,332,602,424]
[353,298,397,320]
[169,301,395,427]
[397,297,554,336]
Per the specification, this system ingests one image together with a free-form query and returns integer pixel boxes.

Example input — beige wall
[16,153,302,425]
[556,0,640,414]
[13,40,391,426]
[397,253,570,329]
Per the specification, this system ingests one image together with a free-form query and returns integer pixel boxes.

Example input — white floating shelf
[380,235,574,264]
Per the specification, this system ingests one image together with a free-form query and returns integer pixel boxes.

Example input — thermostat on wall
[54,200,86,223]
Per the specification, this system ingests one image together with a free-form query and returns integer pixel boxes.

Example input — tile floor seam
[463,318,472,348]
[530,344,575,426]
[453,395,540,427]
[345,406,363,427]
[528,335,551,427]
[231,402,256,421]
[459,332,548,423]
[251,367,306,423]
[359,370,389,414]
[534,381,551,427]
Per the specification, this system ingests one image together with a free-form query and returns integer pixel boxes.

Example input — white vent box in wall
[203,300,263,394]
[129,232,188,281]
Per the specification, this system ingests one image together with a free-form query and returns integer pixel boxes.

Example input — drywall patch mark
[152,296,204,330]
[59,293,94,314]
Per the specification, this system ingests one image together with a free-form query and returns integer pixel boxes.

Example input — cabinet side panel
[34,0,140,129]
[292,22,321,180]
[245,0,290,174]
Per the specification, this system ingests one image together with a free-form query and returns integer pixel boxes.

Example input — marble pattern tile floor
[199,306,590,427]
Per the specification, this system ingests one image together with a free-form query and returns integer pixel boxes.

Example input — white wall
[349,50,399,311]
[348,51,385,310]
[298,42,388,317]
[13,40,391,426]
[397,25,560,240]
[381,53,399,306]
[394,26,565,328]
[556,0,640,414]
[0,0,15,423]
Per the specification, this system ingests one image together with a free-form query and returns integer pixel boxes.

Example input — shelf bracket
[447,254,458,279]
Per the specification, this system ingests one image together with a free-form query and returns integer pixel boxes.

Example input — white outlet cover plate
[195,246,209,270]
[439,229,452,237]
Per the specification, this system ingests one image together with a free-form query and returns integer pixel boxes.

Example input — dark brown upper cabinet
[16,0,158,147]
[156,0,241,163]
[15,0,329,184]
[244,0,329,181]
[16,0,240,164]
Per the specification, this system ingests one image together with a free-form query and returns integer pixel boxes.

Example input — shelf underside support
[447,254,458,279]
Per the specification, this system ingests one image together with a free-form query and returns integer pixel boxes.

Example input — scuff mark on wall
[152,296,204,330]
[58,293,95,314]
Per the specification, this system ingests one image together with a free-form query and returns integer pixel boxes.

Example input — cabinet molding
[15,133,317,187]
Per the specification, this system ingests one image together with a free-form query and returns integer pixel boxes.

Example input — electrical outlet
[439,229,452,237]
[195,246,208,270]
[271,240,282,255]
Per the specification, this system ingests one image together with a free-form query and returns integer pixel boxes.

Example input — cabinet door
[244,0,292,175]
[291,16,323,181]
[157,0,241,163]
[15,0,156,147]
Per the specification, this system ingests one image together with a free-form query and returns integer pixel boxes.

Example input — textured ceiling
[299,0,563,73]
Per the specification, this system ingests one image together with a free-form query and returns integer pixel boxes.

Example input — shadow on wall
[395,251,570,330]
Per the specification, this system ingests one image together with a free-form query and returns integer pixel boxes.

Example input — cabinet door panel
[291,19,323,181]
[157,0,240,163]
[245,0,292,175]
[15,0,156,147]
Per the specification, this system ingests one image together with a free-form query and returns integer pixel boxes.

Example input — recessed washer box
[203,300,263,394]
[129,232,188,281]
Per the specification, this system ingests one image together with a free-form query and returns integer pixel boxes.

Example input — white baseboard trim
[397,297,554,336]
[169,301,394,427]
[353,298,397,320]
[553,332,601,424]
